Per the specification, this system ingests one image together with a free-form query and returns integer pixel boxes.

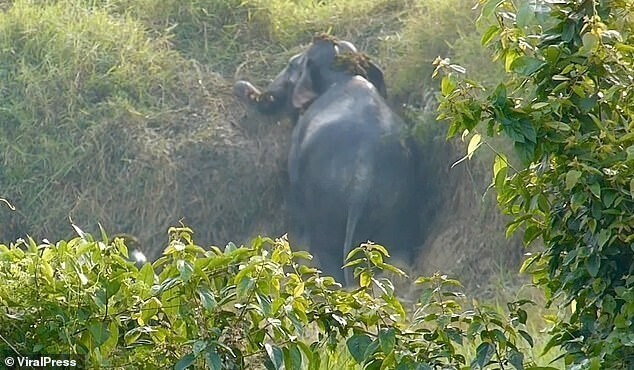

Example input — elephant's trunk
[234,80,282,115]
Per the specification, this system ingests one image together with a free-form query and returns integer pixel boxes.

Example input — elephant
[234,34,421,285]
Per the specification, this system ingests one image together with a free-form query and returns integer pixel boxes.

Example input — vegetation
[0,227,544,369]
[3,0,632,368]
[437,0,634,368]
[0,0,520,288]
[0,0,290,257]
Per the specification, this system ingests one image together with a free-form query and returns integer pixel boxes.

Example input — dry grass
[0,0,524,286]
[0,0,291,258]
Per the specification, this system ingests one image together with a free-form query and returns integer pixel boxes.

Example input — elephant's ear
[367,61,387,99]
[292,60,320,109]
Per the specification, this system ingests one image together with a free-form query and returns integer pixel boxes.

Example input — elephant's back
[296,76,402,142]
[290,80,410,187]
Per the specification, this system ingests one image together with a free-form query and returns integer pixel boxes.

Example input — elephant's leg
[308,228,345,284]
[313,242,345,283]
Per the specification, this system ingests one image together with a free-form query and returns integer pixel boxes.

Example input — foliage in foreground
[0,227,548,369]
[437,0,634,368]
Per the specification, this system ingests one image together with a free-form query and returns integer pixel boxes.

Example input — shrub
[0,226,541,369]
[437,0,634,367]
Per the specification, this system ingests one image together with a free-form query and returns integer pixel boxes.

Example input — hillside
[0,0,521,290]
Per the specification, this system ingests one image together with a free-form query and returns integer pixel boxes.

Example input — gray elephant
[234,34,421,285]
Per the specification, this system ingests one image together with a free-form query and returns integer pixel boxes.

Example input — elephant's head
[234,34,387,117]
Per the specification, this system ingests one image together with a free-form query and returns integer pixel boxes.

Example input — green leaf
[265,343,285,370]
[597,229,611,249]
[523,225,541,245]
[616,42,634,53]
[369,250,384,265]
[101,321,119,356]
[586,253,601,277]
[510,56,545,76]
[517,308,528,325]
[571,192,588,212]
[544,45,561,63]
[88,322,109,347]
[379,328,396,354]
[508,349,525,370]
[441,76,457,95]
[531,102,549,110]
[505,50,520,73]
[140,297,161,324]
[419,287,434,305]
[345,246,366,261]
[579,32,599,55]
[491,329,507,345]
[139,263,155,286]
[492,83,508,108]
[292,250,313,260]
[565,170,582,190]
[578,96,597,113]
[177,259,194,282]
[193,340,207,356]
[502,117,526,143]
[363,339,380,360]
[589,182,601,198]
[468,319,484,339]
[124,328,142,346]
[198,287,217,311]
[236,276,255,298]
[481,25,501,46]
[481,0,505,19]
[473,342,495,368]
[467,134,482,159]
[297,342,313,365]
[284,344,303,370]
[347,333,372,364]
[377,262,407,277]
[516,1,534,28]
[562,21,576,42]
[204,348,223,370]
[293,281,305,297]
[518,330,534,347]
[544,121,571,131]
[360,271,372,288]
[105,279,122,300]
[175,354,196,370]
[493,154,508,190]
[602,190,618,208]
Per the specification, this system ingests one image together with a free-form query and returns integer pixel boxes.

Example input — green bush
[437,0,634,367]
[0,227,545,369]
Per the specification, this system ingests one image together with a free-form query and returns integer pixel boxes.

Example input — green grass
[0,0,221,248]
